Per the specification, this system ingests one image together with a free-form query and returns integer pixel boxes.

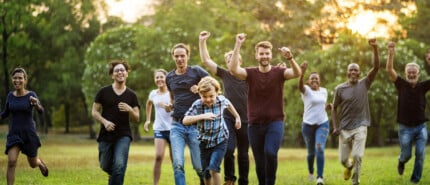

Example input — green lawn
[0,133,429,185]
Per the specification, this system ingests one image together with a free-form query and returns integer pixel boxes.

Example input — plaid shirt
[185,95,230,148]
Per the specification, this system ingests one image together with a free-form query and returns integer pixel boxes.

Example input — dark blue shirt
[1,91,43,134]
[166,66,209,120]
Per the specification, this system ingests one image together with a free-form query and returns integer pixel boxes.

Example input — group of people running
[1,31,429,185]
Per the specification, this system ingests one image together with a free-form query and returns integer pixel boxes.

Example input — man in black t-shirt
[92,60,140,185]
[386,42,429,184]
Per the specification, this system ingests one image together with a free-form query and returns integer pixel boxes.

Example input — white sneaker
[308,174,314,181]
[316,177,324,185]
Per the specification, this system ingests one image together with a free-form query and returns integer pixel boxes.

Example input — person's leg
[26,156,48,177]
[248,124,266,185]
[7,146,20,185]
[350,126,367,185]
[264,121,284,185]
[398,123,413,176]
[153,137,168,185]
[186,124,204,184]
[315,121,329,179]
[110,136,131,185]
[200,144,212,185]
[410,124,428,183]
[301,123,316,178]
[339,129,353,181]
[208,141,227,185]
[236,121,249,185]
[98,141,113,175]
[223,117,237,183]
[170,123,187,185]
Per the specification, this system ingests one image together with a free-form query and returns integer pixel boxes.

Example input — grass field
[0,133,429,185]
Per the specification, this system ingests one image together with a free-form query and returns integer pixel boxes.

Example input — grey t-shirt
[333,77,372,130]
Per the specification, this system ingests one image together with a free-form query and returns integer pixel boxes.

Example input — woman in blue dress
[1,68,48,185]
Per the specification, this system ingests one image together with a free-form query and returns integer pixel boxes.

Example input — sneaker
[344,166,352,180]
[316,177,324,185]
[397,161,404,175]
[308,174,314,181]
[39,159,48,177]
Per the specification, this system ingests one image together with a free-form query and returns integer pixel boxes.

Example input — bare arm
[199,31,218,75]
[367,38,380,82]
[331,104,340,136]
[92,102,115,131]
[143,99,153,132]
[299,62,308,93]
[230,33,247,80]
[279,47,301,79]
[227,103,241,129]
[118,102,140,123]
[386,41,397,82]
[183,113,216,125]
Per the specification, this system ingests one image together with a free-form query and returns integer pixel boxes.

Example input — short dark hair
[108,59,130,75]
[171,43,190,57]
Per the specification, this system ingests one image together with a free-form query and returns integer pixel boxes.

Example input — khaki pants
[339,126,367,185]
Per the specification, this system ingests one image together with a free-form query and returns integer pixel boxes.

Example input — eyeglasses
[114,68,126,73]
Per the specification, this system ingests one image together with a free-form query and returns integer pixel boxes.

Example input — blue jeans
[301,121,329,178]
[170,122,203,185]
[200,140,228,179]
[98,136,131,185]
[248,121,284,185]
[224,117,249,185]
[398,123,428,183]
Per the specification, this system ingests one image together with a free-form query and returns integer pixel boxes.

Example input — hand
[144,121,150,132]
[368,38,377,47]
[332,128,340,136]
[29,96,39,106]
[236,33,246,44]
[160,103,173,112]
[325,103,333,111]
[104,121,116,132]
[118,102,132,112]
[202,113,216,120]
[199,31,210,41]
[300,62,308,72]
[235,119,241,129]
[388,41,395,54]
[190,85,198,94]
[278,47,293,59]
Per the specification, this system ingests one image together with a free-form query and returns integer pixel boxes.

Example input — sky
[105,0,154,23]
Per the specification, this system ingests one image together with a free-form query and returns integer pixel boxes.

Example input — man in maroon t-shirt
[229,33,301,185]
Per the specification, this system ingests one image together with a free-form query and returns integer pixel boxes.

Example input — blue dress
[1,91,43,157]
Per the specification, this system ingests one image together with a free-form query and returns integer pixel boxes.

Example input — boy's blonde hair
[198,76,221,94]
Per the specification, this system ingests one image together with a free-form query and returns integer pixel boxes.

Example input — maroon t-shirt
[245,66,286,124]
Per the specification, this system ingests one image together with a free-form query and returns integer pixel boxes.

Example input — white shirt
[301,85,329,125]
[148,90,172,131]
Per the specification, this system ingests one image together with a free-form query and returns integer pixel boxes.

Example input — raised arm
[279,47,301,80]
[386,41,397,82]
[199,31,218,75]
[230,33,247,80]
[367,38,380,82]
[299,62,308,93]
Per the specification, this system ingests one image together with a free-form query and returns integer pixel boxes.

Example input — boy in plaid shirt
[184,76,241,185]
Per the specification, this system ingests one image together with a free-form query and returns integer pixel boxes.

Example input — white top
[148,89,172,131]
[301,85,329,125]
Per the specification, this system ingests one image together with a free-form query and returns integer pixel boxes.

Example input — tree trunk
[64,102,70,133]
[82,95,96,139]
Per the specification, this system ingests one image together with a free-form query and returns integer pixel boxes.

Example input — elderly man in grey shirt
[331,38,379,185]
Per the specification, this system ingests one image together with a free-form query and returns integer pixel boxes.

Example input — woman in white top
[299,62,331,185]
[144,69,173,185]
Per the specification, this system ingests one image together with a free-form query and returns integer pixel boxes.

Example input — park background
[1,0,430,184]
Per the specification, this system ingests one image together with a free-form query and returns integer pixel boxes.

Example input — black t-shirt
[95,85,140,142]
[395,76,430,126]
[216,67,248,122]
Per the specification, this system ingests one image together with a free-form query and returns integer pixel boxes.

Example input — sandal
[39,159,49,177]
